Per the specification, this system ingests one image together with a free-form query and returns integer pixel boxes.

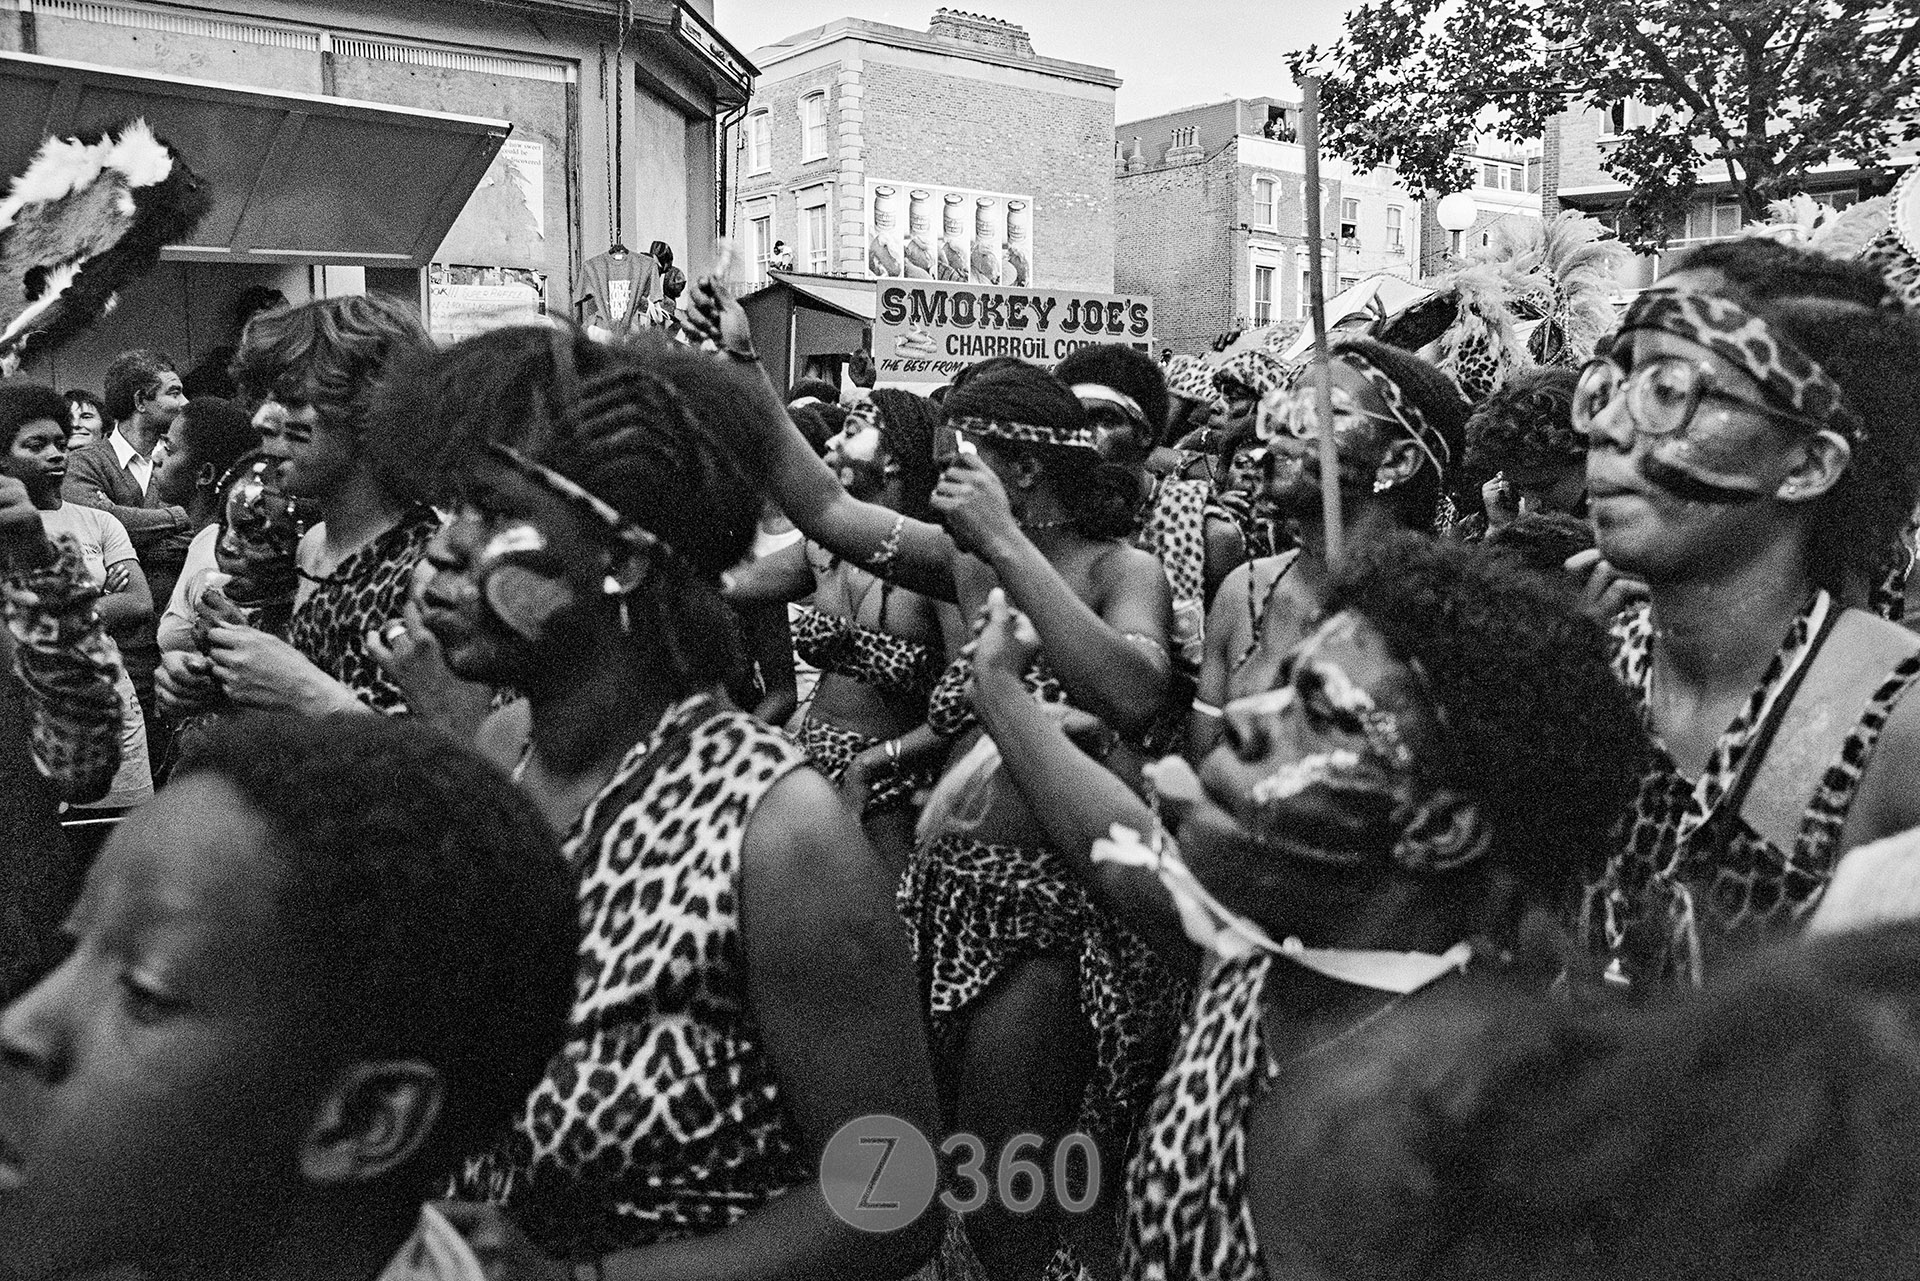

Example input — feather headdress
[0,118,211,364]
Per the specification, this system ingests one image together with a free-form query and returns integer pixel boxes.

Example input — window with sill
[801,202,830,273]
[1253,264,1275,325]
[1340,197,1359,241]
[749,213,773,285]
[1386,205,1404,252]
[747,112,771,175]
[801,92,828,161]
[1253,176,1278,228]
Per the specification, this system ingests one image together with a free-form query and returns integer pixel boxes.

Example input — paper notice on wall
[428,264,547,343]
[435,139,545,267]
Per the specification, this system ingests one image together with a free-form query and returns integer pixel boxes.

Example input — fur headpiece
[0,119,211,364]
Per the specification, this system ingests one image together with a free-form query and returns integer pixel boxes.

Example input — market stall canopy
[0,51,510,267]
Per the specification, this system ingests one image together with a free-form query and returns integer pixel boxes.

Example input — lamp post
[1434,191,1479,259]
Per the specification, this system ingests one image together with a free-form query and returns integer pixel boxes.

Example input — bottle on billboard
[869,185,905,277]
[904,189,935,279]
[938,192,970,282]
[1005,199,1032,287]
[972,197,1003,285]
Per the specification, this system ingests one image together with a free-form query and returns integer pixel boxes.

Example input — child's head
[0,713,577,1280]
[211,452,309,606]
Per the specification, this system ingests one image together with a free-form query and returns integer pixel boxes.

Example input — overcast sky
[711,0,1356,123]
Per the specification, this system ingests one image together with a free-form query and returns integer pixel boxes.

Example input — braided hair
[868,388,941,520]
[367,326,760,688]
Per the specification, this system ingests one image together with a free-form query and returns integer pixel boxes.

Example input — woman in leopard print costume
[965,534,1644,1281]
[1575,279,1920,990]
[726,389,956,872]
[366,327,943,1281]
[686,277,1182,1281]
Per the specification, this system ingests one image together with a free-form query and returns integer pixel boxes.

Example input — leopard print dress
[455,694,813,1257]
[1123,953,1275,1281]
[288,506,439,715]
[909,652,1189,1147]
[1581,596,1920,989]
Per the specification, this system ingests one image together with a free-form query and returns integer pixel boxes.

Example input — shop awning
[0,51,510,267]
[750,271,878,322]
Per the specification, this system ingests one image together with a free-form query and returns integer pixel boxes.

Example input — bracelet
[883,737,902,763]
[1191,698,1223,719]
[866,512,906,577]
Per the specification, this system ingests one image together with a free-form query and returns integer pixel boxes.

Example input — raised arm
[937,456,1172,736]
[685,276,959,602]
[722,536,815,604]
[969,590,1197,969]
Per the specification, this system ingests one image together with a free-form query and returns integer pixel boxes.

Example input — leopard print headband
[947,414,1098,452]
[1617,288,1864,441]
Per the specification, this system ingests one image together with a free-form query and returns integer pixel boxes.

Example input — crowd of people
[4,230,1920,1281]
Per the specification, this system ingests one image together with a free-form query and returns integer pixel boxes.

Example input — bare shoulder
[741,766,908,962]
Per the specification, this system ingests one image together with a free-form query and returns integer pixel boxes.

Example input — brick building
[1113,97,1425,355]
[1547,101,1918,296]
[729,9,1119,292]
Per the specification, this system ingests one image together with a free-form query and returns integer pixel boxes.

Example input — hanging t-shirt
[577,252,658,335]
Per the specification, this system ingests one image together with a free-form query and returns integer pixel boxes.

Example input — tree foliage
[1291,0,1920,249]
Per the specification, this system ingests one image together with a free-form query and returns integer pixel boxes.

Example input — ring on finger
[383,620,409,644]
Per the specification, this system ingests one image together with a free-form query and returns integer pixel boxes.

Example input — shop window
[801,92,829,162]
[1253,177,1278,229]
[1386,205,1404,253]
[1340,197,1359,242]
[747,112,771,175]
[1253,264,1275,325]
[801,201,830,273]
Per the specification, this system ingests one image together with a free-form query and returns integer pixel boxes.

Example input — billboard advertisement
[865,179,1033,286]
[873,280,1154,385]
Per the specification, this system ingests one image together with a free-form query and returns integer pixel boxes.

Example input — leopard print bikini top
[455,695,812,1257]
[789,604,938,699]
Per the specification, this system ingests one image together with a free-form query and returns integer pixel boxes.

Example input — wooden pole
[1300,75,1344,564]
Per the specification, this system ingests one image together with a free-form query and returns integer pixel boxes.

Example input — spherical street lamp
[1434,191,1479,258]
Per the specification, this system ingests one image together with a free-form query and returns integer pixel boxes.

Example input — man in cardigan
[63,349,194,750]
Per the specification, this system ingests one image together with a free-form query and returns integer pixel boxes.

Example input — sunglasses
[1572,355,1831,440]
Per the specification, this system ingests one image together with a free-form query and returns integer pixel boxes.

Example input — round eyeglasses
[1572,355,1831,440]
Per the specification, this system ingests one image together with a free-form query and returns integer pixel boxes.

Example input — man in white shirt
[62,349,192,736]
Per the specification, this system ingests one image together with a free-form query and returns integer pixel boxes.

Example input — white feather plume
[0,118,172,234]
